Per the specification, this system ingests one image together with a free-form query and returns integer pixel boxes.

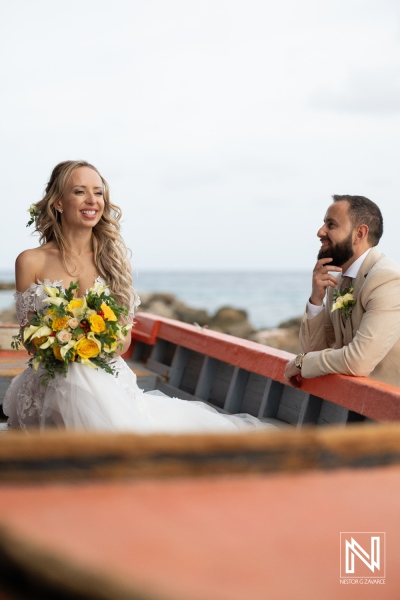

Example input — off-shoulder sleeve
[14,282,49,326]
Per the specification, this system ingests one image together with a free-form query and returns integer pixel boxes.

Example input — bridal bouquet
[12,280,132,385]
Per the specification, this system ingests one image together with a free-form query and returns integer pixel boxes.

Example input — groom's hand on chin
[310,257,342,306]
[284,359,303,388]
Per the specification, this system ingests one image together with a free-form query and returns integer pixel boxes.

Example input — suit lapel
[328,247,383,347]
[352,247,382,298]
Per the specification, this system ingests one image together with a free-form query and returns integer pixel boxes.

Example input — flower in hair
[26,204,39,228]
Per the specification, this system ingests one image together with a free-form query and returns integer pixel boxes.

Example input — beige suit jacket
[300,247,400,387]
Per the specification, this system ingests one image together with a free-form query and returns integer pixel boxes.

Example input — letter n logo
[340,532,385,578]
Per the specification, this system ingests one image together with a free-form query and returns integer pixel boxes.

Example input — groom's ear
[354,224,369,243]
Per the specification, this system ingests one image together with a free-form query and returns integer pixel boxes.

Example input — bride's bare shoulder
[15,246,53,292]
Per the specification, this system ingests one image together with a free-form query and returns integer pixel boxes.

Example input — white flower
[68,318,79,329]
[43,314,54,325]
[43,284,59,297]
[60,340,77,359]
[90,281,109,296]
[42,296,68,307]
[116,323,132,340]
[26,204,39,226]
[57,329,72,344]
[38,337,56,349]
[79,358,98,369]
[24,324,52,343]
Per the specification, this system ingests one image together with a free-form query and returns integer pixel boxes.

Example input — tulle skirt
[3,357,276,433]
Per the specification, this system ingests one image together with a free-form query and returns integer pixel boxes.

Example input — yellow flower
[342,293,354,306]
[67,297,87,319]
[52,316,69,331]
[332,297,344,312]
[33,336,48,350]
[76,336,100,359]
[67,298,84,312]
[101,302,117,321]
[53,345,64,361]
[89,314,106,333]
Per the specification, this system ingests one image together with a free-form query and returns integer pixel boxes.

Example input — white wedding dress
[3,280,276,434]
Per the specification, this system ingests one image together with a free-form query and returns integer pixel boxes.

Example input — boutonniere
[331,286,356,319]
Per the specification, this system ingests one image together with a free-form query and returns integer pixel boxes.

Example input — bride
[4,160,275,433]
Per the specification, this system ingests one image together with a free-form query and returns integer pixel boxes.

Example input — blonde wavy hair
[33,160,138,314]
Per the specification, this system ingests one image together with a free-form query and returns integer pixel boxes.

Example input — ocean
[0,270,311,329]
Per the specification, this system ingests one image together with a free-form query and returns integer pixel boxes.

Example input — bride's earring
[58,209,63,214]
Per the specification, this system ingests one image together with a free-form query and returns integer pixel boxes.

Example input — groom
[284,195,400,388]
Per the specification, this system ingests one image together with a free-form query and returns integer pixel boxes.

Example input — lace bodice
[14,278,140,326]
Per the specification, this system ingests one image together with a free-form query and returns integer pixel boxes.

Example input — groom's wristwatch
[294,353,305,370]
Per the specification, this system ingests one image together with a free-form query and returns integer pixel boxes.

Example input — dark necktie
[339,275,353,291]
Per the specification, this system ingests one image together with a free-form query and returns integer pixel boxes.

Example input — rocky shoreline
[0,290,302,354]
[131,293,301,353]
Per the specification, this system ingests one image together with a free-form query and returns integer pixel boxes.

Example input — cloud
[310,66,400,115]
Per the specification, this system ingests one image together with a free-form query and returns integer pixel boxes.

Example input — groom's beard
[317,231,354,267]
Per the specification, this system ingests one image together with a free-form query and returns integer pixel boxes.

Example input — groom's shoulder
[365,249,400,282]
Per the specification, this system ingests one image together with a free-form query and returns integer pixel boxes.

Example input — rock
[249,326,301,354]
[174,301,210,326]
[143,300,176,320]
[138,293,211,324]
[210,306,254,339]
[278,316,302,329]
[139,292,177,307]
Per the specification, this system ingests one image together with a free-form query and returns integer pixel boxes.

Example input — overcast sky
[1,0,400,273]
